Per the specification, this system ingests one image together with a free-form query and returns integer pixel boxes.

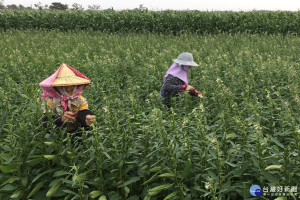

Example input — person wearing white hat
[40,63,96,133]
[160,52,202,108]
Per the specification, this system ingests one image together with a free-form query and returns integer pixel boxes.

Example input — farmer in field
[40,63,96,133]
[160,52,202,108]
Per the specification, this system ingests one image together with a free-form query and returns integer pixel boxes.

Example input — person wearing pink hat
[160,52,202,108]
[40,63,96,133]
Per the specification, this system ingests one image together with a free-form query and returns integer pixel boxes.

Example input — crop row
[0,10,300,34]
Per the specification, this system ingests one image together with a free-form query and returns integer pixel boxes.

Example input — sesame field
[0,28,299,199]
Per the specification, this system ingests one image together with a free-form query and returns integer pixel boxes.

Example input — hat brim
[173,59,199,66]
[52,76,91,87]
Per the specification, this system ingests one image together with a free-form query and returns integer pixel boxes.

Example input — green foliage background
[0,30,299,199]
[1,10,300,34]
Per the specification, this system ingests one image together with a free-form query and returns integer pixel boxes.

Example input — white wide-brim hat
[173,52,199,66]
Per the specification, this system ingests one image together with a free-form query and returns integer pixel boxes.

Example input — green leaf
[49,178,61,187]
[21,177,28,187]
[127,195,139,200]
[193,186,208,193]
[265,165,282,170]
[149,166,161,172]
[46,180,61,197]
[158,173,176,178]
[288,189,297,200]
[20,93,29,99]
[103,152,111,160]
[269,136,284,148]
[143,172,159,185]
[63,189,78,196]
[44,142,57,146]
[85,157,94,166]
[0,165,17,173]
[148,183,173,196]
[163,191,178,200]
[224,161,237,167]
[53,171,70,177]
[141,165,148,170]
[0,184,18,191]
[10,190,23,198]
[274,197,287,200]
[119,176,140,188]
[181,158,192,179]
[226,133,237,140]
[207,170,217,179]
[27,158,44,166]
[251,155,259,168]
[89,190,102,199]
[27,182,45,199]
[0,177,19,187]
[98,195,107,200]
[44,155,56,160]
[32,169,54,184]
[124,186,130,196]
[262,171,279,183]
[144,195,151,200]
[72,173,86,183]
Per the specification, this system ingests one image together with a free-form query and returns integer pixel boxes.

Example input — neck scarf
[39,64,91,111]
[163,63,190,84]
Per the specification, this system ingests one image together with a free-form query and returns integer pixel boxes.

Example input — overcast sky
[3,0,300,11]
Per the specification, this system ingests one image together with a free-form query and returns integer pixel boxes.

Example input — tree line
[0,1,102,10]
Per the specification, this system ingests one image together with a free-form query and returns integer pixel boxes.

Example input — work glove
[86,115,96,125]
[189,88,204,98]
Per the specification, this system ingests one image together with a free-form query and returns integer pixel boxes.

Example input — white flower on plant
[205,182,211,189]
[115,98,122,105]
[200,104,204,112]
[102,106,109,113]
[147,64,153,68]
[182,117,188,126]
[216,77,223,83]
[211,137,217,144]
[198,92,204,98]
[223,86,229,93]
[253,124,262,131]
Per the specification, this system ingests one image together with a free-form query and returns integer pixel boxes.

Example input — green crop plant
[1,10,300,35]
[0,30,299,199]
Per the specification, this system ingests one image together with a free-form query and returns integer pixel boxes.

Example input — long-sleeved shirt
[42,96,94,132]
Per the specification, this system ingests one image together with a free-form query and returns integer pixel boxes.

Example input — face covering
[56,86,78,98]
[56,86,79,111]
[182,65,191,72]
